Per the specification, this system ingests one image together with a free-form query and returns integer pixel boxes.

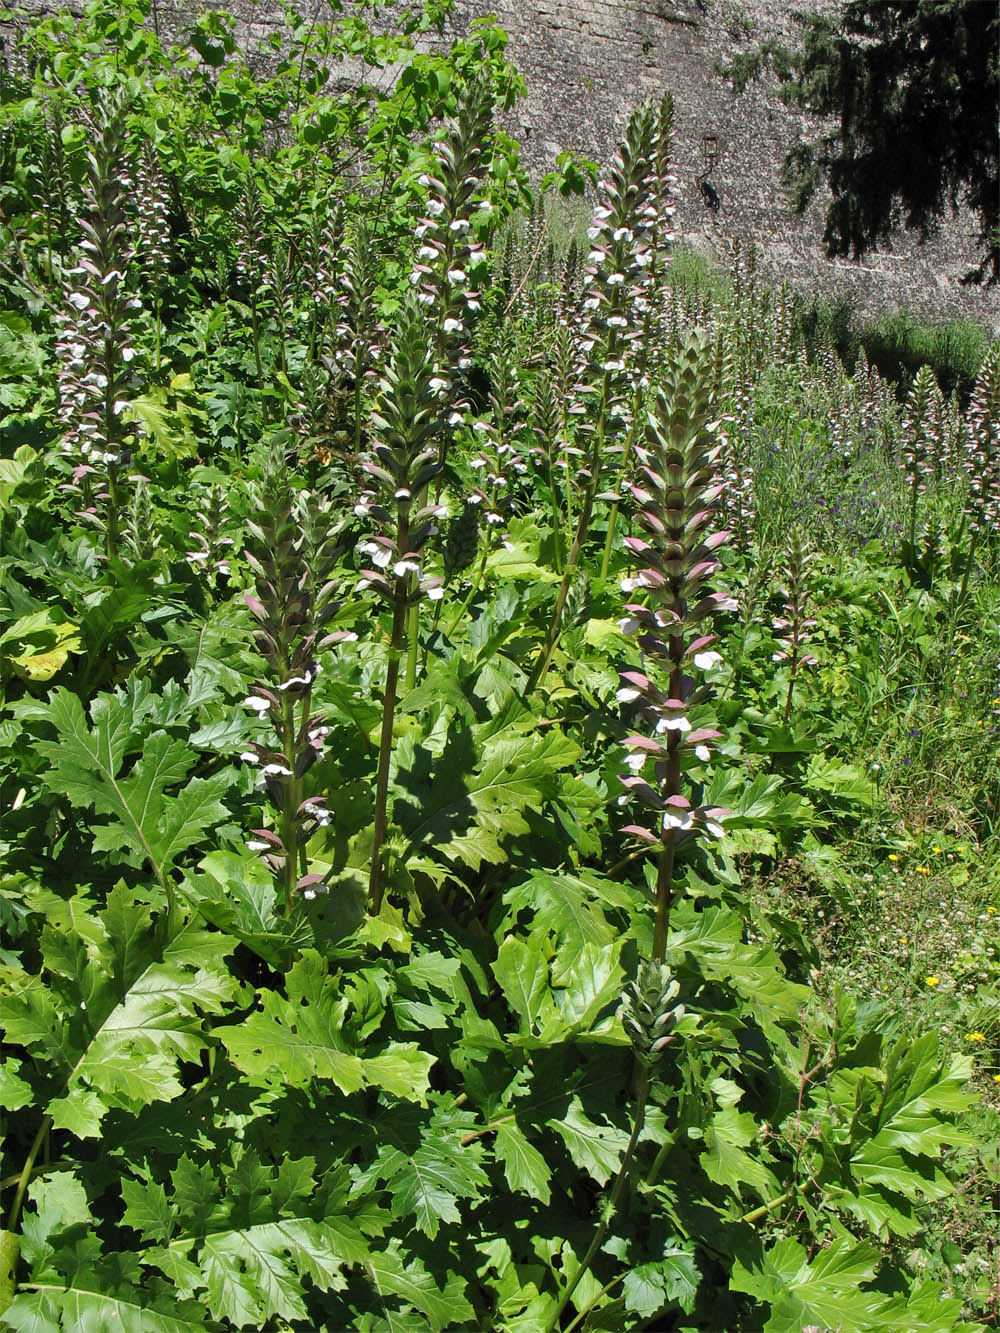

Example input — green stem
[541,1071,650,1333]
[105,463,119,563]
[954,524,979,616]
[741,1189,794,1225]
[907,474,919,563]
[250,294,263,384]
[4,1116,50,1233]
[369,576,409,914]
[279,692,301,915]
[651,833,676,965]
[443,548,489,640]
[548,463,564,575]
[404,600,419,691]
[562,1275,625,1333]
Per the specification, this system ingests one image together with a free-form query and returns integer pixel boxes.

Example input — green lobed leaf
[493,1119,552,1204]
[36,689,228,879]
[366,1242,475,1332]
[2,1288,206,1332]
[547,1097,630,1186]
[701,1106,778,1200]
[731,1234,887,1333]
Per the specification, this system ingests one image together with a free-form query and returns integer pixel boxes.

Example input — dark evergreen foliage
[724,0,1000,282]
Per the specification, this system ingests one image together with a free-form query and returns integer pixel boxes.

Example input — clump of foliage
[0,1,998,1330]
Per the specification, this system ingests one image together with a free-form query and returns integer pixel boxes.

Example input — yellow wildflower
[932,845,943,854]
[925,976,940,987]
[965,1033,987,1043]
[888,853,899,863]
[916,865,930,874]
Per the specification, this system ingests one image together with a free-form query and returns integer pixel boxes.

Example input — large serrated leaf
[701,1106,777,1200]
[399,728,580,872]
[731,1234,888,1333]
[494,1119,552,1203]
[366,1242,475,1331]
[3,1287,204,1331]
[547,1097,629,1186]
[221,952,433,1101]
[36,688,228,880]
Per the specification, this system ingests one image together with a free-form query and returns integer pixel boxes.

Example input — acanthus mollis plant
[241,450,353,912]
[548,335,733,1331]
[332,220,385,454]
[184,483,236,591]
[772,527,817,726]
[529,97,673,691]
[133,140,171,368]
[410,74,494,419]
[234,176,269,380]
[54,93,142,559]
[600,90,678,580]
[955,341,1000,607]
[404,78,495,683]
[355,298,446,912]
[615,331,734,962]
[963,341,1000,534]
[900,364,941,570]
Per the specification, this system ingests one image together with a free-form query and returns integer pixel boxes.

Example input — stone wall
[4,0,998,330]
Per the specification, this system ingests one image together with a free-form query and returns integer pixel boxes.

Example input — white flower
[663,809,694,831]
[359,540,394,568]
[656,715,691,733]
[240,751,259,764]
[694,744,711,762]
[693,650,723,671]
[246,839,272,852]
[447,268,467,284]
[426,585,444,601]
[616,686,642,702]
[427,199,445,216]
[243,695,271,714]
[67,291,89,310]
[394,559,420,576]
[261,763,293,777]
[442,317,463,333]
[606,273,625,286]
[624,751,647,772]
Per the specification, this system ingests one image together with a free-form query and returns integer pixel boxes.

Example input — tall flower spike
[964,341,1000,535]
[529,98,671,691]
[359,298,448,911]
[134,141,171,368]
[333,221,385,454]
[410,76,494,415]
[54,92,142,559]
[616,331,734,961]
[599,91,678,578]
[242,453,351,910]
[900,364,939,563]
